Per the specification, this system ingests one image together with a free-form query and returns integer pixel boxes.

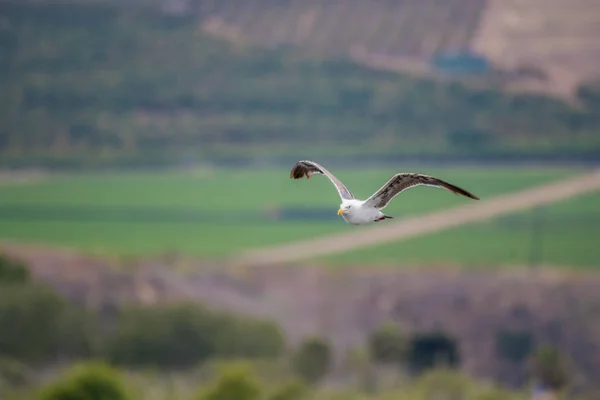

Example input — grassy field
[0,165,594,266]
[324,183,600,268]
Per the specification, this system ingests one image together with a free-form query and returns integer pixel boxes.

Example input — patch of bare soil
[0,169,47,185]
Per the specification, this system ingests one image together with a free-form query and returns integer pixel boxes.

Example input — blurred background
[1,0,600,399]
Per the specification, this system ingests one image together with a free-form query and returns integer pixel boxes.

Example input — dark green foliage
[447,129,494,151]
[106,303,285,369]
[0,255,30,284]
[199,363,262,400]
[367,322,408,364]
[266,379,308,400]
[212,314,286,359]
[495,330,534,363]
[40,362,131,400]
[291,337,332,384]
[0,358,31,388]
[410,369,525,400]
[106,303,220,369]
[0,284,96,362]
[531,345,570,390]
[577,81,600,111]
[410,369,473,399]
[406,331,460,374]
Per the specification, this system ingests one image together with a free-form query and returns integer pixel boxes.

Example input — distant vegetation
[1,1,600,169]
[4,253,574,399]
[0,254,285,371]
[32,361,537,400]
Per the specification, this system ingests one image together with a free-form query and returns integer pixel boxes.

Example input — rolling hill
[1,0,599,168]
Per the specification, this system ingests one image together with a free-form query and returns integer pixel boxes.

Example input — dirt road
[231,168,600,267]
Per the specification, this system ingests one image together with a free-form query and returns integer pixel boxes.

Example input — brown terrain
[2,243,600,388]
[193,0,600,98]
[2,169,600,386]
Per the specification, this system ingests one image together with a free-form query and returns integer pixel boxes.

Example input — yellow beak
[337,209,344,215]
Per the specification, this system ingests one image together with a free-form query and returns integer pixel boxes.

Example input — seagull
[290,160,479,225]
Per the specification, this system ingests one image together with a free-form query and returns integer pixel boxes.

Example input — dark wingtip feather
[433,175,479,200]
[289,161,309,179]
[450,183,479,200]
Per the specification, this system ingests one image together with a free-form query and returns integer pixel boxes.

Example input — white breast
[342,202,382,225]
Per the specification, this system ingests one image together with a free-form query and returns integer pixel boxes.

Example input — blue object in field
[431,51,491,75]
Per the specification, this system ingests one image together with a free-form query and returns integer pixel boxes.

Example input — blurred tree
[405,331,460,374]
[0,284,96,362]
[447,128,494,152]
[212,313,286,359]
[410,369,527,400]
[577,81,600,111]
[0,255,30,284]
[198,362,262,400]
[40,362,131,400]
[106,302,285,369]
[291,337,332,385]
[266,379,308,400]
[367,321,408,365]
[530,345,570,391]
[495,329,535,363]
[409,369,474,399]
[106,303,220,368]
[0,358,31,389]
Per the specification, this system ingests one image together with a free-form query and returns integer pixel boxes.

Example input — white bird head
[337,200,357,216]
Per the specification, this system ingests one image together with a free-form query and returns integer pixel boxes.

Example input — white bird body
[290,160,479,225]
[338,199,387,225]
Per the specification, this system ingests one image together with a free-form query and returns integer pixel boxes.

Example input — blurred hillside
[1,0,600,169]
[0,247,597,396]
[198,0,600,98]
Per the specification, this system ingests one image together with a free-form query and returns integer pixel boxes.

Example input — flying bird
[290,160,479,225]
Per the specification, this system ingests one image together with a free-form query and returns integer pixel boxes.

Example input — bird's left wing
[289,160,354,200]
[365,173,479,209]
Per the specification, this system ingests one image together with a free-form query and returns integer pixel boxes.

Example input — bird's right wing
[289,160,354,200]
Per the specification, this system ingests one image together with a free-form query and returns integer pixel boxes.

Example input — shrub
[0,357,31,388]
[0,284,96,362]
[409,371,470,400]
[405,331,460,374]
[530,345,569,390]
[495,329,534,363]
[577,81,600,111]
[0,255,29,284]
[106,302,286,369]
[447,129,494,151]
[266,379,308,400]
[40,362,131,400]
[198,362,262,400]
[409,369,527,400]
[213,313,286,359]
[106,303,217,368]
[291,337,332,384]
[367,322,407,365]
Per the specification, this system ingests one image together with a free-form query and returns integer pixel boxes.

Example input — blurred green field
[0,165,592,266]
[325,184,600,268]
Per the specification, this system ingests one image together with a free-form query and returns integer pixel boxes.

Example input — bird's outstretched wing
[365,173,479,209]
[290,160,354,200]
